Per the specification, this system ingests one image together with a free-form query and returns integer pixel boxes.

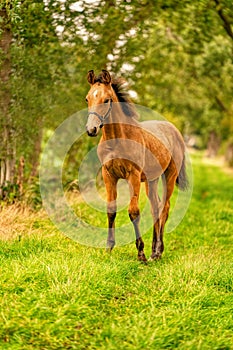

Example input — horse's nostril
[86,126,98,137]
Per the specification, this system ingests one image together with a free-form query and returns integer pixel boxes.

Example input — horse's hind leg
[145,179,163,260]
[150,166,177,260]
[159,166,178,248]
[102,167,117,251]
[128,172,146,262]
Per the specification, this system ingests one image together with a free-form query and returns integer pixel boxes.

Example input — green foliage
[122,1,233,140]
[0,156,233,349]
[1,0,233,197]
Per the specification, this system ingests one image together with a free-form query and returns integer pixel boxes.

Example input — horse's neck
[102,106,138,140]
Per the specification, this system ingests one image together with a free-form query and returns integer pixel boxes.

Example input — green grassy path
[0,155,233,349]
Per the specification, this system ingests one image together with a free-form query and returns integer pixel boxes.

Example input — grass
[0,153,233,349]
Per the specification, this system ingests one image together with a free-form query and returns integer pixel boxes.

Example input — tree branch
[214,0,233,40]
[215,95,228,112]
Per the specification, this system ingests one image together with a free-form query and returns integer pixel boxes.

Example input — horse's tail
[176,154,189,191]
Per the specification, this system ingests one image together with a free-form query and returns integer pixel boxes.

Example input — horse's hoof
[137,253,147,263]
[107,247,114,253]
[148,254,162,262]
[106,241,115,253]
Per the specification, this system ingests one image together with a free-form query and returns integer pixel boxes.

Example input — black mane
[95,72,138,118]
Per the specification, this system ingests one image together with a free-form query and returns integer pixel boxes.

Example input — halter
[88,99,112,126]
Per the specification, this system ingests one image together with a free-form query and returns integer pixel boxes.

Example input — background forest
[0,0,233,203]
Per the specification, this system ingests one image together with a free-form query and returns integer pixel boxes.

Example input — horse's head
[86,70,115,137]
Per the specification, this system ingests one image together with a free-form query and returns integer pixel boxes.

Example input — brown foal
[86,70,188,261]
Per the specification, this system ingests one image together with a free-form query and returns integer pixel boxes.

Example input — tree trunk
[225,142,233,167]
[30,127,43,179]
[17,156,25,195]
[207,130,221,158]
[0,5,15,198]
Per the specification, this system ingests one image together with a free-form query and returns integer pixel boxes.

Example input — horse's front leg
[128,172,147,262]
[102,167,118,251]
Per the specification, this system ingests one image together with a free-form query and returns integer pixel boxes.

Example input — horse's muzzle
[86,126,98,137]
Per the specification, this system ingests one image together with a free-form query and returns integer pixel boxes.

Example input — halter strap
[88,99,112,124]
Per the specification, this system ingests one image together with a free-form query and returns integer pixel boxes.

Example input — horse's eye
[85,98,88,103]
[104,99,109,104]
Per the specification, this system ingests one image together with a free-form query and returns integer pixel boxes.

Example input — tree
[1,0,233,203]
[114,0,233,152]
[0,3,13,193]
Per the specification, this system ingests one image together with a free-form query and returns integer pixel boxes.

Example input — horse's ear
[87,70,96,85]
[101,70,111,85]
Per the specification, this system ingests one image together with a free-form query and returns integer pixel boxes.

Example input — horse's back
[140,120,185,154]
[140,120,186,179]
